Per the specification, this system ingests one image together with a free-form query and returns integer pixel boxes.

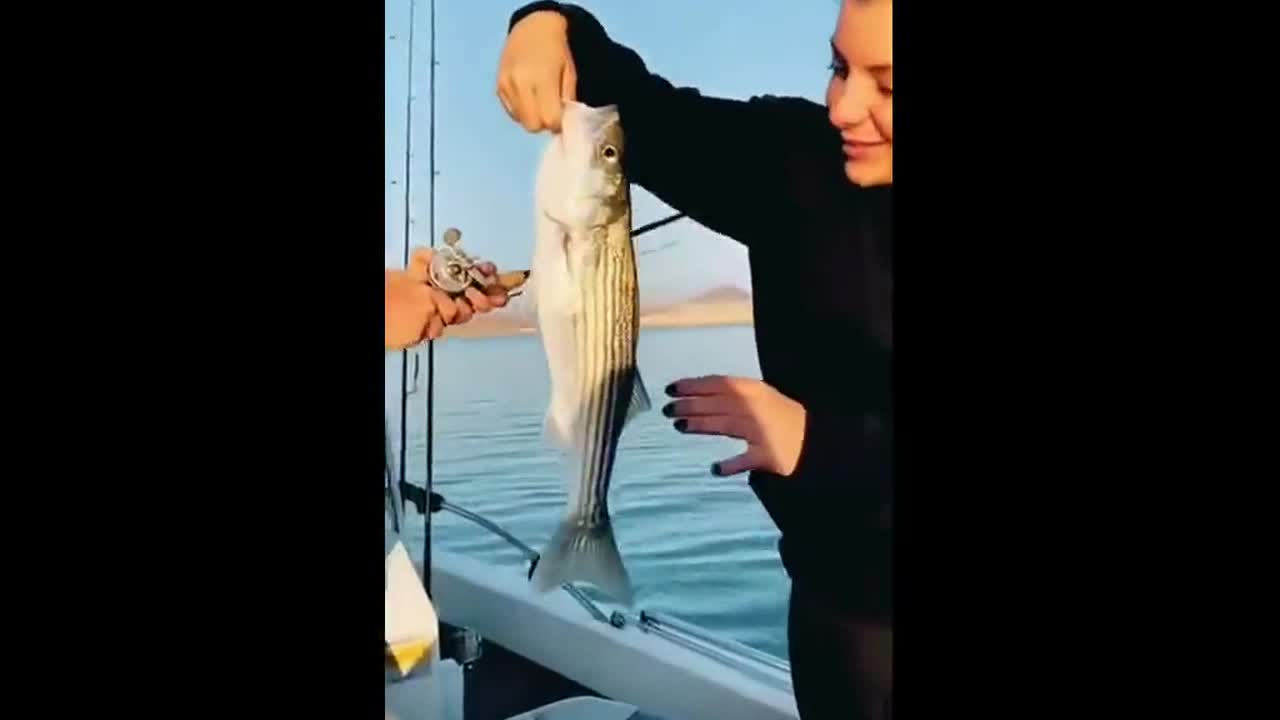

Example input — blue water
[392,325,791,659]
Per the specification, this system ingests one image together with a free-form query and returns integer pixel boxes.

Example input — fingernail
[711,463,723,476]
[661,403,675,417]
[674,419,687,432]
[665,383,677,396]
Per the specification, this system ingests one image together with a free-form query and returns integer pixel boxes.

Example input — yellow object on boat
[385,538,439,676]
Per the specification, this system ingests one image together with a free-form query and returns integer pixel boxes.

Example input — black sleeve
[509,2,826,247]
[791,408,892,500]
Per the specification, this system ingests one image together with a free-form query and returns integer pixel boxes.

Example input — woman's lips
[844,140,886,159]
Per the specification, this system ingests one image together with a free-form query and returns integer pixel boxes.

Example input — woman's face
[826,0,893,186]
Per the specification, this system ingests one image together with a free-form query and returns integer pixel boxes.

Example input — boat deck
[441,620,604,719]
[437,621,673,719]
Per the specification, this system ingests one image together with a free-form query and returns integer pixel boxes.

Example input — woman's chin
[844,158,892,187]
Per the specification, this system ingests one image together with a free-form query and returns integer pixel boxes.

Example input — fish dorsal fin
[624,369,652,425]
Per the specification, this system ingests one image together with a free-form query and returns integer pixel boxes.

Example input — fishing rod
[423,0,438,597]
[393,0,438,599]
[395,0,418,557]
[634,211,686,238]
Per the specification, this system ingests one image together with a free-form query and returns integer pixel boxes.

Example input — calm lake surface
[391,325,791,660]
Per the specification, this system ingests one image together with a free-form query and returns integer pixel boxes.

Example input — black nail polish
[674,419,687,432]
[665,383,677,396]
[711,462,723,476]
[661,403,675,417]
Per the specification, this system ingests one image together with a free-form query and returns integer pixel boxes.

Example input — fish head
[554,101,628,230]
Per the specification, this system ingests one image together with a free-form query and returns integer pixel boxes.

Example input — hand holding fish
[385,247,511,350]
[663,376,807,478]
[497,10,577,132]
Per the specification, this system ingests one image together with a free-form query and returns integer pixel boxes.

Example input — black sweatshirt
[510,2,893,622]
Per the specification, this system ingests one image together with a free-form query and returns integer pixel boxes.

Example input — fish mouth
[565,100,620,113]
[563,102,621,136]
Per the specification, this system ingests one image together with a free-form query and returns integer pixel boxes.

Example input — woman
[496,2,892,718]
[385,247,512,350]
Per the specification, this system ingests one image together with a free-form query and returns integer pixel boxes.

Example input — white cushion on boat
[385,539,439,676]
[504,696,641,720]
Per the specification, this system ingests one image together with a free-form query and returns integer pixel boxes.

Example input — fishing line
[634,211,687,258]
[638,238,682,258]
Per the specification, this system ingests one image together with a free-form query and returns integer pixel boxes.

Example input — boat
[384,488,799,720]
[385,1,798,716]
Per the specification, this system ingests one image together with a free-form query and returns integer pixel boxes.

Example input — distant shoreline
[442,298,755,339]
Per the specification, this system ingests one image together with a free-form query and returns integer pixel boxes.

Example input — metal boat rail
[429,492,791,687]
[638,611,790,677]
[433,493,610,625]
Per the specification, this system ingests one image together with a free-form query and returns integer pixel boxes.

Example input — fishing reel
[424,227,529,299]
[426,228,484,296]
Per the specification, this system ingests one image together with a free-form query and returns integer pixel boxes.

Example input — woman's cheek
[871,100,892,141]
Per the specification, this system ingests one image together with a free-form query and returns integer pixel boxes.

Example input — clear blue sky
[386,0,838,306]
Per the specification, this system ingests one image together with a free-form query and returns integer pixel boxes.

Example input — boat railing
[426,491,792,688]
[431,492,611,624]
[635,611,791,677]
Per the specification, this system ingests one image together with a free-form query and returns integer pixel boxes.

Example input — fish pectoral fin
[533,212,582,317]
[542,401,574,449]
[623,369,653,426]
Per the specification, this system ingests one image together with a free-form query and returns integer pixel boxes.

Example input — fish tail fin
[530,515,634,606]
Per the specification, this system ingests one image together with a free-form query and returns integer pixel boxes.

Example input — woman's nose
[830,76,876,128]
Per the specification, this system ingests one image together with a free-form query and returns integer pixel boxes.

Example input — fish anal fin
[624,368,652,426]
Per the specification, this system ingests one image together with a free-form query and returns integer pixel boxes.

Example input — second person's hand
[404,247,510,327]
[401,245,506,325]
[496,10,577,133]
[386,248,512,350]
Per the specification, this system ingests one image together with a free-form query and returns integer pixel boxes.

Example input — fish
[527,100,650,606]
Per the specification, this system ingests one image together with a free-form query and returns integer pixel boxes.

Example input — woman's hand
[385,248,510,350]
[496,10,577,133]
[662,375,807,477]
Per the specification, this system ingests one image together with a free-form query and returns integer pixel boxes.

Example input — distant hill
[439,308,536,339]
[675,285,752,307]
[643,284,753,329]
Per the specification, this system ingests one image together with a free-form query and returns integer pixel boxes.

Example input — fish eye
[601,145,618,161]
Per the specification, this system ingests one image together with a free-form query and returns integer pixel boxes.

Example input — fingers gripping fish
[528,101,650,606]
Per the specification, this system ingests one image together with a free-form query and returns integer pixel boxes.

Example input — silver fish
[528,100,650,606]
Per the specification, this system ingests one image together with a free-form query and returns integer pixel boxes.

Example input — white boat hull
[427,549,799,720]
